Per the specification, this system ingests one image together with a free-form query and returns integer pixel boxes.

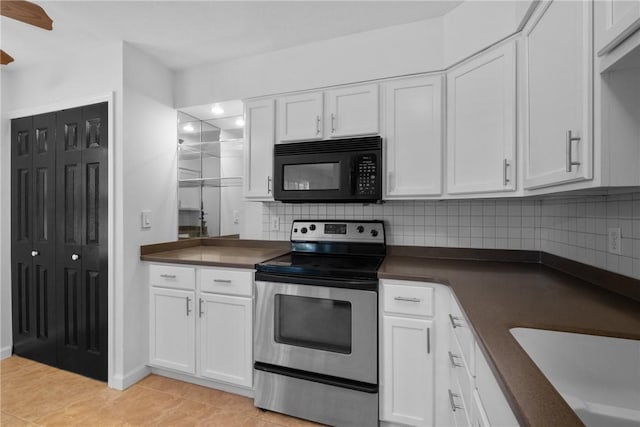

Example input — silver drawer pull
[394,296,421,303]
[71,253,80,261]
[31,250,40,257]
[448,351,463,368]
[214,279,232,284]
[199,298,204,318]
[449,313,463,328]
[160,274,176,279]
[448,389,463,412]
[186,297,192,316]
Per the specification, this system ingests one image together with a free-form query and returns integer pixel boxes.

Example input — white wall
[0,42,124,361]
[443,1,534,66]
[120,43,177,386]
[175,19,444,107]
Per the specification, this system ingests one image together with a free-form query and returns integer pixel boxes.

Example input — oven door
[254,280,377,384]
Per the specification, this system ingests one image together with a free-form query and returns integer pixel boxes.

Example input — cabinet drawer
[199,268,253,296]
[149,264,195,290]
[449,327,473,418]
[448,374,471,427]
[383,281,434,317]
[449,293,475,375]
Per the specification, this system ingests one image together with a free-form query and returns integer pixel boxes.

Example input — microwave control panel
[355,154,378,196]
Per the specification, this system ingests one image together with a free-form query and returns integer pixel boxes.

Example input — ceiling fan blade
[1,0,53,30]
[1,50,15,65]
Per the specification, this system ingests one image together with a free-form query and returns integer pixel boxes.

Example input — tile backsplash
[262,192,640,280]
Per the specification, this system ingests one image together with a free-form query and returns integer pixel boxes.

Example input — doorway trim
[7,92,116,387]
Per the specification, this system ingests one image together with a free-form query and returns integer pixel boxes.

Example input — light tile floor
[1,356,321,426]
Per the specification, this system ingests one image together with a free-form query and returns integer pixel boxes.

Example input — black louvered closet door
[11,102,108,381]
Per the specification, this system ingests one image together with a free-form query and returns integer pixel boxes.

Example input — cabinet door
[244,99,275,200]
[326,84,379,138]
[149,287,196,374]
[278,92,323,142]
[523,0,593,189]
[198,293,252,388]
[384,76,443,198]
[597,0,640,55]
[381,316,434,427]
[447,41,516,195]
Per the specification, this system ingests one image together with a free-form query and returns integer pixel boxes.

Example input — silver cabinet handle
[503,159,510,186]
[449,351,463,368]
[213,279,232,283]
[160,274,176,279]
[448,389,463,412]
[427,327,431,354]
[186,297,191,316]
[331,113,336,133]
[71,254,80,261]
[387,171,393,193]
[566,130,581,172]
[394,296,421,303]
[449,313,463,328]
[199,298,204,318]
[267,176,272,194]
[316,115,321,135]
[31,250,39,257]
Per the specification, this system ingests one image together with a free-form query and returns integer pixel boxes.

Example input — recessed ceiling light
[211,104,224,115]
[235,117,245,127]
[183,123,195,132]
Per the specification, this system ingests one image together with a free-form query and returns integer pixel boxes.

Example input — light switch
[141,210,152,229]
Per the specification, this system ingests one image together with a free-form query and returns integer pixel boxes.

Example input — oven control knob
[370,229,379,237]
[356,225,365,233]
[309,224,316,231]
[301,227,308,234]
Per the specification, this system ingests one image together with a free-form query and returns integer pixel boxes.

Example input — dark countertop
[379,254,640,427]
[140,238,289,269]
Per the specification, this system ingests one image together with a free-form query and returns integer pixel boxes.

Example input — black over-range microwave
[273,136,382,203]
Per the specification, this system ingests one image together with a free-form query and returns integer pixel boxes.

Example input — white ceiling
[1,1,462,71]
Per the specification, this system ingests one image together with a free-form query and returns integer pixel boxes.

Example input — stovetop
[255,220,386,286]
[257,252,384,280]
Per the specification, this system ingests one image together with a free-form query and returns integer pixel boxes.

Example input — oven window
[274,295,351,354]
[283,163,340,190]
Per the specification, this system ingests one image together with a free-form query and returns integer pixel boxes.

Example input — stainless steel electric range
[254,219,386,427]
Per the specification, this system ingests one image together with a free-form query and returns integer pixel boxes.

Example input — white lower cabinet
[381,279,450,427]
[149,287,196,374]
[148,263,253,390]
[446,293,520,427]
[198,293,252,387]
[382,315,434,426]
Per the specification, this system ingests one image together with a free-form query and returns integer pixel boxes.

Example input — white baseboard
[150,367,254,398]
[0,346,12,360]
[110,364,151,390]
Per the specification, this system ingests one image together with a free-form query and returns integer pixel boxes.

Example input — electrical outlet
[233,210,240,225]
[608,228,621,255]
[271,216,280,231]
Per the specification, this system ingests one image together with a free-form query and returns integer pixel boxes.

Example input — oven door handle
[254,272,379,290]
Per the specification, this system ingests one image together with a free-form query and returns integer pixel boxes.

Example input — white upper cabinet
[597,0,640,55]
[244,99,275,200]
[523,0,593,190]
[277,92,323,142]
[326,84,379,138]
[446,40,516,195]
[383,75,443,199]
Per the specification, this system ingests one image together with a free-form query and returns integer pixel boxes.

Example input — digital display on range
[325,224,347,234]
